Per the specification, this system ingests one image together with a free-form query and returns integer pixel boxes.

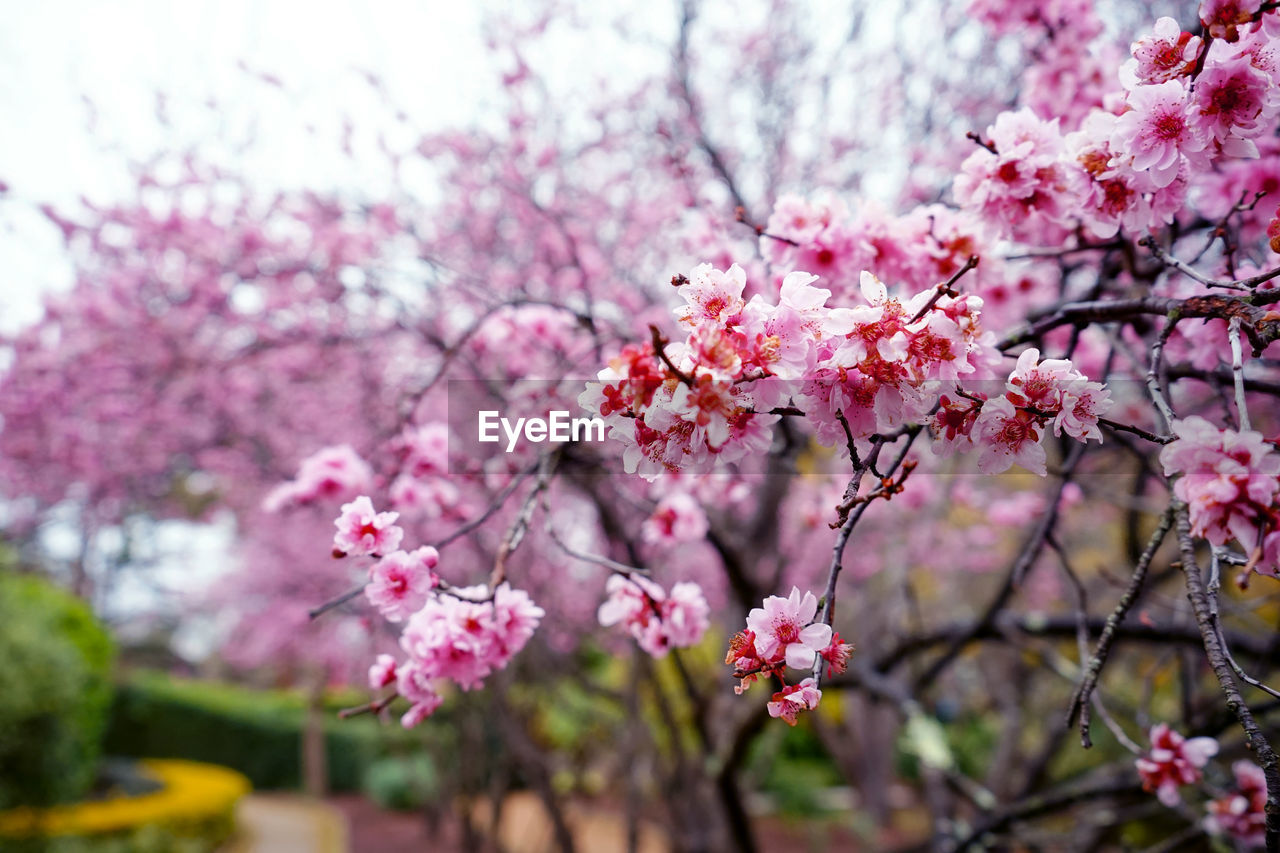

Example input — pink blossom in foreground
[395,662,444,729]
[973,397,1047,476]
[767,677,822,726]
[399,583,544,691]
[745,586,832,670]
[1135,723,1219,807]
[333,496,404,557]
[1159,417,1280,558]
[368,654,398,690]
[1205,760,1267,847]
[365,547,440,622]
[1112,80,1206,189]
[1191,47,1273,156]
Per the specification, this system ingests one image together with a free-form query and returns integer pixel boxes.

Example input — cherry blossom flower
[642,492,709,545]
[1205,760,1267,846]
[974,396,1047,476]
[745,586,833,670]
[368,654,398,690]
[333,496,404,557]
[598,574,709,657]
[1112,80,1207,189]
[675,263,747,328]
[767,677,822,726]
[1200,0,1263,42]
[1191,47,1273,156]
[263,444,373,511]
[1159,416,1280,556]
[1135,723,1219,807]
[365,547,440,622]
[818,633,854,677]
[1121,17,1202,87]
[399,583,544,691]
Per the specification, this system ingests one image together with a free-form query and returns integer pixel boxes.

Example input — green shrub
[0,572,115,809]
[103,671,425,791]
[363,754,440,811]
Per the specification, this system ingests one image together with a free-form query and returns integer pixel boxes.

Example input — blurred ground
[229,791,869,852]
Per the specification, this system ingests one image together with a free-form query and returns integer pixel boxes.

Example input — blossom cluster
[596,573,710,657]
[724,587,852,726]
[1136,723,1268,846]
[956,11,1280,243]
[333,496,545,727]
[1160,416,1280,577]
[262,445,373,512]
[586,260,1111,482]
[931,347,1113,476]
[1206,759,1269,847]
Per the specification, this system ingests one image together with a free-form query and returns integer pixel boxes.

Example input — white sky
[0,0,502,331]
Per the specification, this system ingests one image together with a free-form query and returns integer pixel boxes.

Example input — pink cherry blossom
[642,492,710,546]
[745,587,833,670]
[1112,79,1207,189]
[1205,760,1267,846]
[1135,723,1219,807]
[1191,46,1273,156]
[1122,18,1202,87]
[973,396,1047,476]
[365,547,440,622]
[1201,0,1263,42]
[368,654,398,690]
[263,444,373,512]
[598,574,709,657]
[333,496,404,557]
[766,677,822,726]
[1159,416,1280,557]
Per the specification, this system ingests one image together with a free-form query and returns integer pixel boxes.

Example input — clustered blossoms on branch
[330,496,544,728]
[1160,416,1280,579]
[955,9,1280,244]
[1207,759,1269,847]
[1136,724,1269,846]
[583,262,1108,481]
[724,587,852,726]
[596,573,710,657]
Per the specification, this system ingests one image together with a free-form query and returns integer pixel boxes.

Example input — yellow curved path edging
[0,758,250,838]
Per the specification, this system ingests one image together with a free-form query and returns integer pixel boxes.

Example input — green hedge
[0,572,115,809]
[103,672,422,792]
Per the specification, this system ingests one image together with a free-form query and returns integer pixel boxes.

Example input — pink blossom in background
[1205,760,1268,846]
[1136,723,1219,806]
[642,492,709,545]
[333,496,404,557]
[1200,0,1263,42]
[263,445,373,512]
[1159,417,1280,563]
[597,574,709,657]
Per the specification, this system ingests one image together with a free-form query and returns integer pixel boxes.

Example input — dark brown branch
[1174,503,1280,851]
[1067,505,1175,747]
